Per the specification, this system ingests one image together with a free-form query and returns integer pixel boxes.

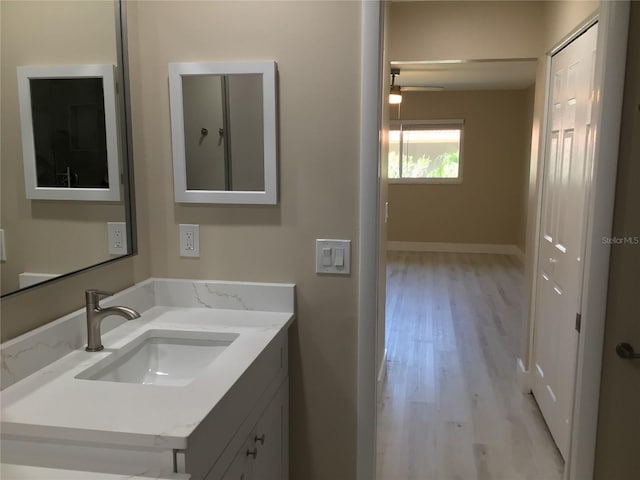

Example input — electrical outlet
[107,222,127,255]
[179,224,200,257]
[0,229,6,261]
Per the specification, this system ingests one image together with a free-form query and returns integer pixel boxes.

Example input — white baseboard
[516,357,532,393]
[387,241,523,260]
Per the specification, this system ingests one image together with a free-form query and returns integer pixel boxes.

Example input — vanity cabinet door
[253,380,288,480]
[205,378,288,480]
[216,436,255,480]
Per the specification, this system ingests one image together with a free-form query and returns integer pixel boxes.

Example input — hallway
[376,252,564,480]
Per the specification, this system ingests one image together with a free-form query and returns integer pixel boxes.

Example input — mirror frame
[168,61,278,205]
[17,64,121,201]
[1,0,137,298]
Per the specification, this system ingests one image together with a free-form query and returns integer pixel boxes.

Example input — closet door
[532,23,598,461]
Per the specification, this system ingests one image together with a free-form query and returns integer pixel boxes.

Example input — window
[388,120,464,183]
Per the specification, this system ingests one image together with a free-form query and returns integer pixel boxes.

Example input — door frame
[357,2,384,480]
[356,2,630,480]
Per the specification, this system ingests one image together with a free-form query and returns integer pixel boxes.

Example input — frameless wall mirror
[17,64,120,201]
[0,0,136,297]
[169,61,278,204]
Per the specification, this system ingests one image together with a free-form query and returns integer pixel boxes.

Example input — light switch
[315,239,351,274]
[322,247,332,266]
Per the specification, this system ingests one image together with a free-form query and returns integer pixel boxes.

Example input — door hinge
[575,312,582,333]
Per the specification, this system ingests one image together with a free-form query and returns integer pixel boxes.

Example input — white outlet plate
[0,229,6,261]
[180,224,200,257]
[107,222,127,255]
[315,239,351,275]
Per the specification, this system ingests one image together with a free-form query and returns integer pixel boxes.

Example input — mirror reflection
[17,63,121,201]
[169,61,278,205]
[183,74,264,192]
[0,0,134,297]
[31,78,109,189]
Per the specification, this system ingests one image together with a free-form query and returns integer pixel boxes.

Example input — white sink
[76,329,238,386]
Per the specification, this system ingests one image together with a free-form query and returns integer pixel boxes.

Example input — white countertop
[1,306,293,449]
[0,463,189,480]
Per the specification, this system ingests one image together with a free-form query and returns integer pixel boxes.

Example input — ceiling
[391,59,538,91]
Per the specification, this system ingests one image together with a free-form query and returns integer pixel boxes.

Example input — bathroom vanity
[0,279,295,480]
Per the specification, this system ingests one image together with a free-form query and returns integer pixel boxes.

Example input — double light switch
[316,239,351,274]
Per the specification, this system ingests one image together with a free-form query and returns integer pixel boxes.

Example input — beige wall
[520,84,536,252]
[594,3,639,476]
[389,1,544,61]
[0,1,126,295]
[129,2,361,478]
[387,89,533,247]
[543,1,599,51]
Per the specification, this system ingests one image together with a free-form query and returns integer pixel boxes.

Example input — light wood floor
[376,252,564,480]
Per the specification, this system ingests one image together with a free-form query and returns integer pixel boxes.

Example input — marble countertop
[1,305,294,449]
[1,463,189,480]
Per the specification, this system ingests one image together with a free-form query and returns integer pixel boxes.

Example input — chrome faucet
[85,289,141,352]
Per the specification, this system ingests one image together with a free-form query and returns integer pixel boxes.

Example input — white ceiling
[391,59,538,91]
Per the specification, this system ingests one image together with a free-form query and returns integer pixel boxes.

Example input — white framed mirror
[168,61,278,204]
[17,64,121,201]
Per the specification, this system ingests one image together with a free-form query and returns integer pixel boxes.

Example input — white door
[532,23,598,460]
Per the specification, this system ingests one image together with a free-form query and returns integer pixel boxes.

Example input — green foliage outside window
[388,150,459,179]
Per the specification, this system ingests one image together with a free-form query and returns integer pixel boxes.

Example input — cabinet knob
[254,434,265,445]
[246,448,258,459]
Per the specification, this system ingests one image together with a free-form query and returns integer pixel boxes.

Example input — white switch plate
[107,222,127,255]
[316,239,351,274]
[180,224,200,257]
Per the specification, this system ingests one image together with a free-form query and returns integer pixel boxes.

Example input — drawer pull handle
[255,434,265,445]
[246,448,258,459]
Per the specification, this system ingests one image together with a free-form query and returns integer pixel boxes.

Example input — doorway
[357,2,631,480]
[376,53,552,477]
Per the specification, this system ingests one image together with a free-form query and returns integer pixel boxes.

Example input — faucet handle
[85,289,113,306]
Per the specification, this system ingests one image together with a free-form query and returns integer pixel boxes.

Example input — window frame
[388,119,465,184]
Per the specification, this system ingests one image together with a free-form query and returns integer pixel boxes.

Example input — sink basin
[76,329,239,386]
